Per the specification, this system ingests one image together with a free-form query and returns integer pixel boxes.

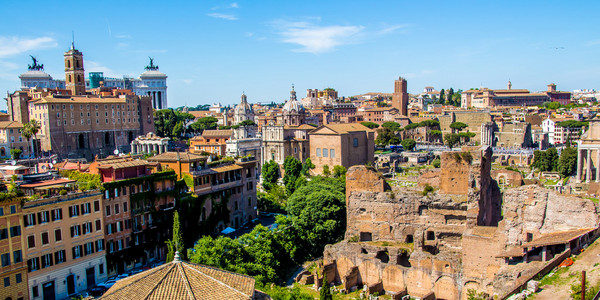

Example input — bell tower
[64,40,85,95]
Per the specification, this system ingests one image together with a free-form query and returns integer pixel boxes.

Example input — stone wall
[319,151,599,300]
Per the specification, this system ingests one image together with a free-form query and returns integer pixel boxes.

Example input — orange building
[0,197,29,300]
[23,191,107,300]
[309,123,375,174]
[189,130,232,156]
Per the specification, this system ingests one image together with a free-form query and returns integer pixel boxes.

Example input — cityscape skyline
[1,0,600,109]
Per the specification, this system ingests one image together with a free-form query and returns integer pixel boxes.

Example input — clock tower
[64,41,85,95]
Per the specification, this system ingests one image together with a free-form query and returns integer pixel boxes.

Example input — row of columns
[131,142,167,154]
[576,148,600,183]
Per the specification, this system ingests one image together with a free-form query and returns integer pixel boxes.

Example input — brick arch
[433,276,459,300]
[461,281,481,300]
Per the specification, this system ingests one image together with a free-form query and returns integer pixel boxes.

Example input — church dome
[233,93,254,116]
[282,86,305,113]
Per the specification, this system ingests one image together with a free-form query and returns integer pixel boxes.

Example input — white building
[19,57,168,110]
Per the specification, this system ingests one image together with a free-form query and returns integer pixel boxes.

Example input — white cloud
[274,20,364,54]
[0,36,57,58]
[115,34,132,39]
[86,61,119,78]
[207,13,238,21]
[377,24,409,35]
[229,3,239,8]
[245,32,254,37]
[182,79,193,84]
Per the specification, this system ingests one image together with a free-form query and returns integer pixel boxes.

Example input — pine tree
[167,211,185,261]
[320,272,332,300]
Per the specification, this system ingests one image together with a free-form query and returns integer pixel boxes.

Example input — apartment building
[189,130,232,156]
[0,197,28,300]
[22,191,107,300]
[96,157,176,275]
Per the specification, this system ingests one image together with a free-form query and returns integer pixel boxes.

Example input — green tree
[190,116,219,133]
[360,122,380,129]
[239,120,256,127]
[283,156,302,193]
[375,127,400,146]
[381,121,401,131]
[419,119,440,128]
[10,148,22,159]
[301,157,315,176]
[332,165,347,178]
[320,272,332,300]
[286,176,346,260]
[532,148,559,172]
[322,165,331,177]
[439,88,446,104]
[444,133,460,149]
[401,138,416,151]
[261,160,280,190]
[431,158,441,168]
[557,147,577,176]
[172,121,185,139]
[22,119,40,161]
[167,211,185,262]
[450,122,468,132]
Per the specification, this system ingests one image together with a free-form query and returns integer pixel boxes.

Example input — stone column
[542,246,548,262]
[131,142,136,154]
[577,149,583,182]
[587,149,592,182]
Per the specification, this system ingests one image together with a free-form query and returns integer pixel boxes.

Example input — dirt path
[534,238,600,300]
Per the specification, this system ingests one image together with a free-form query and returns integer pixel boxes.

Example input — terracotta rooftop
[98,160,149,169]
[212,164,243,173]
[20,178,75,188]
[148,152,207,163]
[0,121,24,129]
[201,130,233,137]
[35,95,130,103]
[311,123,374,134]
[521,228,596,248]
[102,253,255,300]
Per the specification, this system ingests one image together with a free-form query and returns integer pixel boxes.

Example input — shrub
[422,184,434,196]
[59,189,68,195]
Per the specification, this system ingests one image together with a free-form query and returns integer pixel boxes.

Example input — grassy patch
[539,266,573,287]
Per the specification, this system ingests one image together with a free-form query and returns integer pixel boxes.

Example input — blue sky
[1,0,599,109]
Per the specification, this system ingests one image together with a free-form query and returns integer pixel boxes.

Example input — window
[81,203,91,215]
[38,211,50,224]
[116,221,122,232]
[96,239,104,252]
[353,138,359,147]
[27,258,40,272]
[316,148,321,157]
[27,235,35,248]
[24,213,36,227]
[13,250,22,263]
[99,263,104,274]
[83,222,93,234]
[123,202,128,212]
[41,253,53,268]
[323,149,329,158]
[72,245,83,259]
[70,225,81,237]
[10,226,20,237]
[105,205,111,216]
[1,253,10,267]
[54,250,65,264]
[41,232,49,245]
[0,228,6,240]
[69,205,80,217]
[32,285,39,297]
[95,219,101,231]
[10,205,15,214]
[51,208,62,221]
[248,197,252,207]
[55,229,62,242]
[0,207,3,216]
[114,204,120,214]
[4,277,9,287]
[84,242,94,255]
[16,273,21,283]
[330,149,335,158]
[94,200,100,212]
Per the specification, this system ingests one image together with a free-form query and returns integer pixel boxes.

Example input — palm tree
[22,120,41,172]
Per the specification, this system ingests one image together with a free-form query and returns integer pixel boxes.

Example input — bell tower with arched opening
[64,41,85,95]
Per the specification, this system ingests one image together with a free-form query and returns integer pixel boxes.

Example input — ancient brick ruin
[319,146,599,299]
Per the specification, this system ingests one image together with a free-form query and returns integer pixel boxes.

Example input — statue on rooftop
[28,55,44,71]
[144,56,159,71]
